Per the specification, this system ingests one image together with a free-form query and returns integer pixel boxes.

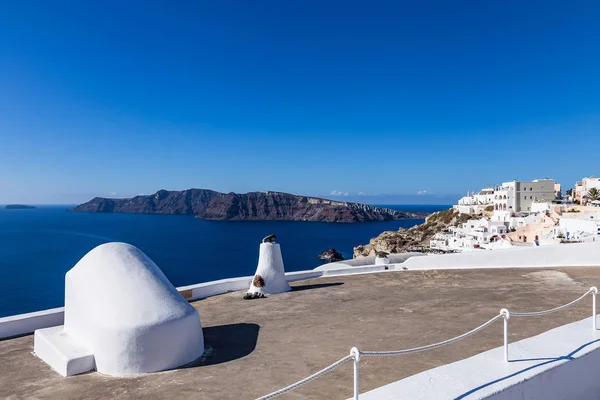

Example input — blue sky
[1,1,599,204]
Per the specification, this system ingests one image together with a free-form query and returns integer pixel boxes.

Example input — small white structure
[247,238,291,295]
[375,254,390,266]
[34,242,204,377]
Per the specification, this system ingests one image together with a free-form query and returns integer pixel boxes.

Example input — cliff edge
[354,208,478,257]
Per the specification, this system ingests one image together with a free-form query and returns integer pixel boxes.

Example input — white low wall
[0,308,64,340]
[487,348,600,399]
[177,270,324,301]
[286,270,324,282]
[315,252,424,271]
[359,316,600,400]
[0,270,323,340]
[403,241,600,271]
[177,276,253,301]
[321,264,395,277]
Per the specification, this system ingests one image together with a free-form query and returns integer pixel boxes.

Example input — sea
[0,204,449,317]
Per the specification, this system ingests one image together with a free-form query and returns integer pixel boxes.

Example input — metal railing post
[351,347,360,400]
[500,309,510,362]
[592,287,598,330]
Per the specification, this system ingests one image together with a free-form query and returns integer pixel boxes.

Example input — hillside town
[430,176,600,252]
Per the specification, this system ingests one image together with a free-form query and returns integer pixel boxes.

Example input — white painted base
[34,326,95,377]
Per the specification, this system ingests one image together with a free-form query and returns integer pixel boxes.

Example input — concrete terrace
[2,267,600,400]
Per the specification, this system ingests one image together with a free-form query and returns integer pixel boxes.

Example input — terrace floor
[2,267,600,399]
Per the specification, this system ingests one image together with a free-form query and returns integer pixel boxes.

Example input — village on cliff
[432,175,600,252]
[354,175,600,258]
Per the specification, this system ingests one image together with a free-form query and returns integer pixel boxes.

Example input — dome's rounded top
[66,242,193,327]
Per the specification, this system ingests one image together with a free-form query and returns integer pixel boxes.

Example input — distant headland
[5,204,36,209]
[71,189,428,223]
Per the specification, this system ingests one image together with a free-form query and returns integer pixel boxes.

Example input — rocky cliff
[353,208,478,257]
[71,189,427,223]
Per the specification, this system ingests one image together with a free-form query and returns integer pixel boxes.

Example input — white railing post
[592,287,598,330]
[500,309,510,362]
[351,347,360,400]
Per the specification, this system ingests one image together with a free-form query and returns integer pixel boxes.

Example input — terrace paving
[2,267,600,399]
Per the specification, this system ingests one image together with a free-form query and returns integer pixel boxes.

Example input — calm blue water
[0,204,448,317]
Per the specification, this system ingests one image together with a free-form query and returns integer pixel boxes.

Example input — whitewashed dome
[63,242,204,376]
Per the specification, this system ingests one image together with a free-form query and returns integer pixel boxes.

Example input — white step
[34,326,95,376]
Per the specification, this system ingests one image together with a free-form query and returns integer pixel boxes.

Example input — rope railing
[511,287,595,317]
[360,314,503,357]
[256,355,354,400]
[256,286,598,400]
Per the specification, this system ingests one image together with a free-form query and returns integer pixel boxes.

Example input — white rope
[511,289,593,317]
[256,354,354,400]
[361,313,503,357]
[256,288,596,399]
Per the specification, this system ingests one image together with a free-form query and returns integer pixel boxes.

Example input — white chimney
[246,235,291,298]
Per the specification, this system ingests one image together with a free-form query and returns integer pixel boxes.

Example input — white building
[574,176,600,204]
[557,212,600,240]
[430,218,509,252]
[457,188,495,206]
[493,179,556,213]
[454,188,495,214]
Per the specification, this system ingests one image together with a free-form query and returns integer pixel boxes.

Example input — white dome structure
[247,239,291,296]
[34,242,204,377]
